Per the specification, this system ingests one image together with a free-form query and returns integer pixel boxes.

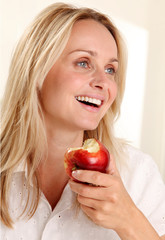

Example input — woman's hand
[69,155,136,231]
[69,155,161,240]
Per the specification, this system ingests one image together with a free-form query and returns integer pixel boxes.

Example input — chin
[81,121,100,131]
[73,116,102,131]
[84,125,98,131]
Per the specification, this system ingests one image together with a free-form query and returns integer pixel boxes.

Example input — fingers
[69,180,107,200]
[80,204,96,221]
[107,154,120,177]
[77,194,111,214]
[77,196,113,228]
[71,170,113,187]
[77,194,98,209]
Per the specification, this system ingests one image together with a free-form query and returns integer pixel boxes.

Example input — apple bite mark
[64,138,110,182]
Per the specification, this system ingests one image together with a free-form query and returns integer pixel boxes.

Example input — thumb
[107,154,120,176]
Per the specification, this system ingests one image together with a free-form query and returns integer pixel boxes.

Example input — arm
[69,156,164,240]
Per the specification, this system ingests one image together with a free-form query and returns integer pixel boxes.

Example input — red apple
[64,138,110,181]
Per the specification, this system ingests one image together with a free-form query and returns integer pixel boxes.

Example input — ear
[107,154,120,177]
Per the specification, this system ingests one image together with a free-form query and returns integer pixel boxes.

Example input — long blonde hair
[0,3,127,228]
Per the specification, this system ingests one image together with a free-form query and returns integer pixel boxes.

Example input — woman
[1,3,165,240]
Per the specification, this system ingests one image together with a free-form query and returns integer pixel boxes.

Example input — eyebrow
[69,49,118,63]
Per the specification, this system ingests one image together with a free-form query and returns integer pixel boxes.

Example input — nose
[89,68,109,90]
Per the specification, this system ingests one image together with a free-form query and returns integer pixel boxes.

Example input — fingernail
[72,170,79,178]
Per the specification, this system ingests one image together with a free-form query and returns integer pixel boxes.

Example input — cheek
[40,75,61,113]
[68,71,88,85]
[101,82,118,118]
[109,81,118,104]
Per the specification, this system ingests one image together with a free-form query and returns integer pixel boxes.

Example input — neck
[37,123,84,209]
[39,126,84,173]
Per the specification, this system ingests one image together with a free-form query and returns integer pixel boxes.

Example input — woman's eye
[105,67,116,75]
[77,60,89,68]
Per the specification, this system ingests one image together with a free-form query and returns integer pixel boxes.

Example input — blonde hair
[0,3,127,228]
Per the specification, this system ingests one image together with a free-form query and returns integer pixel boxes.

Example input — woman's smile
[75,96,102,107]
[75,95,104,113]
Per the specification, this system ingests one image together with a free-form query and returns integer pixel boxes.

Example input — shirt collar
[13,161,76,215]
[49,183,77,218]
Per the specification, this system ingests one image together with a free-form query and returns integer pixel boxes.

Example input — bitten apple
[64,138,110,180]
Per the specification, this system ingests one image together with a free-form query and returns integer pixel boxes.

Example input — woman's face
[40,19,118,132]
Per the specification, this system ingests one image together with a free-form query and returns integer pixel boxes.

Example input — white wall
[1,0,165,181]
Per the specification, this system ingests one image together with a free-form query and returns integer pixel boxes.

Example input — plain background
[0,0,165,181]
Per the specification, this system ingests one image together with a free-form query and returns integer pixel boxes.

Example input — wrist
[115,207,160,240]
[114,206,140,239]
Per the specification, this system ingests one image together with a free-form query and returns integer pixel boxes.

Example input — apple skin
[64,138,110,181]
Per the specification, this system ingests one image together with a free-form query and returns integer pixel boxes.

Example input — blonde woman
[1,3,165,240]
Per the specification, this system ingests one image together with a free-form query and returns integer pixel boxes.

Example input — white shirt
[1,146,165,239]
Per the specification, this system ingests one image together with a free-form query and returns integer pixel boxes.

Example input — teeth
[75,96,102,106]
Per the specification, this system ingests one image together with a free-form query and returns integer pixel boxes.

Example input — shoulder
[120,145,165,198]
[124,144,159,175]
[122,145,165,236]
[126,144,154,164]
